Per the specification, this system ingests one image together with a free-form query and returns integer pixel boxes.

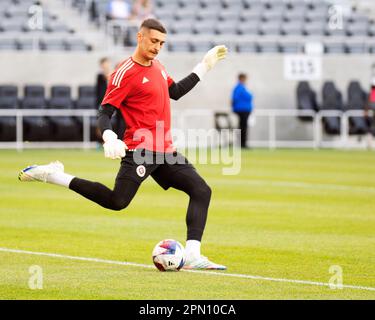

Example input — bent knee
[109,197,131,211]
[192,182,212,201]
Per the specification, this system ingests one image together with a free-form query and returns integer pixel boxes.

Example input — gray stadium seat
[168,39,191,52]
[46,21,74,33]
[154,8,175,21]
[21,85,51,141]
[17,38,35,50]
[240,9,263,22]
[243,0,265,11]
[304,21,326,36]
[259,21,282,36]
[49,85,81,141]
[156,0,179,9]
[178,0,200,9]
[325,42,346,54]
[196,9,219,21]
[346,41,366,54]
[326,27,347,37]
[190,39,213,52]
[218,10,240,22]
[174,8,196,21]
[170,20,193,35]
[0,39,18,50]
[236,41,258,53]
[65,39,90,51]
[282,21,305,36]
[200,0,221,9]
[258,41,280,53]
[0,19,26,32]
[193,20,216,35]
[40,39,66,51]
[237,20,260,35]
[215,21,238,35]
[306,9,328,22]
[75,85,99,141]
[281,41,302,54]
[369,24,375,36]
[347,21,369,37]
[262,10,284,22]
[0,85,18,141]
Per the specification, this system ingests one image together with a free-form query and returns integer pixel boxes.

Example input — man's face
[137,28,166,61]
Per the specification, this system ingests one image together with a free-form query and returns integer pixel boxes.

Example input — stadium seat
[21,85,51,141]
[0,19,26,32]
[196,9,219,22]
[75,86,99,141]
[258,41,280,53]
[346,41,367,54]
[304,21,326,36]
[281,41,302,53]
[259,21,282,36]
[168,39,191,52]
[170,21,194,35]
[346,81,369,134]
[215,21,238,35]
[193,20,216,35]
[48,85,81,141]
[321,81,343,134]
[282,21,305,36]
[0,85,18,141]
[65,39,91,51]
[17,38,35,50]
[40,39,66,51]
[325,41,346,54]
[296,81,319,121]
[190,39,213,52]
[237,20,260,35]
[236,41,258,53]
[0,39,18,50]
[174,8,196,21]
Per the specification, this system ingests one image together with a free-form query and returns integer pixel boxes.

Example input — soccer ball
[152,239,185,271]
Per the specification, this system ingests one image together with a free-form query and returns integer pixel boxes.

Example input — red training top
[101,57,175,153]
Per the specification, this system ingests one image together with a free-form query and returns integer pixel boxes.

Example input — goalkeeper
[19,19,227,270]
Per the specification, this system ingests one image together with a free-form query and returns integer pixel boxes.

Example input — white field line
[1,247,375,293]
[209,178,375,194]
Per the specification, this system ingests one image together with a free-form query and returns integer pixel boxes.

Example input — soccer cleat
[18,161,64,182]
[182,255,227,270]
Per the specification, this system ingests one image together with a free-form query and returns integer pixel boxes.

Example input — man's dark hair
[238,73,247,81]
[140,18,167,34]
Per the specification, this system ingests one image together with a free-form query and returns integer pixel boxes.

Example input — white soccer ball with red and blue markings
[152,239,185,272]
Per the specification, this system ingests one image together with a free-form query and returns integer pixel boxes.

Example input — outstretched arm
[168,73,200,100]
[169,45,228,101]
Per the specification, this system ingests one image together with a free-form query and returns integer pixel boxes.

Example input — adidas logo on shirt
[142,77,149,84]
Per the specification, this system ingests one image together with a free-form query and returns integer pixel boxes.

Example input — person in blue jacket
[231,73,253,148]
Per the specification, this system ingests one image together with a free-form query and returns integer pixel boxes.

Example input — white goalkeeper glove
[102,129,127,160]
[192,45,228,80]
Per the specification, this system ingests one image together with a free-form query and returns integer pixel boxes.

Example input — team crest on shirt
[136,165,146,177]
[161,70,167,80]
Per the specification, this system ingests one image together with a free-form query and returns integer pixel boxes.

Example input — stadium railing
[0,108,373,150]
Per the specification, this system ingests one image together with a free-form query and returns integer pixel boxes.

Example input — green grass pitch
[0,148,374,299]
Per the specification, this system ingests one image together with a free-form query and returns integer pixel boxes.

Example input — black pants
[235,111,250,148]
[69,150,211,241]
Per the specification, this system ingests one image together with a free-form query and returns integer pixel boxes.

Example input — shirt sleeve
[101,74,131,109]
